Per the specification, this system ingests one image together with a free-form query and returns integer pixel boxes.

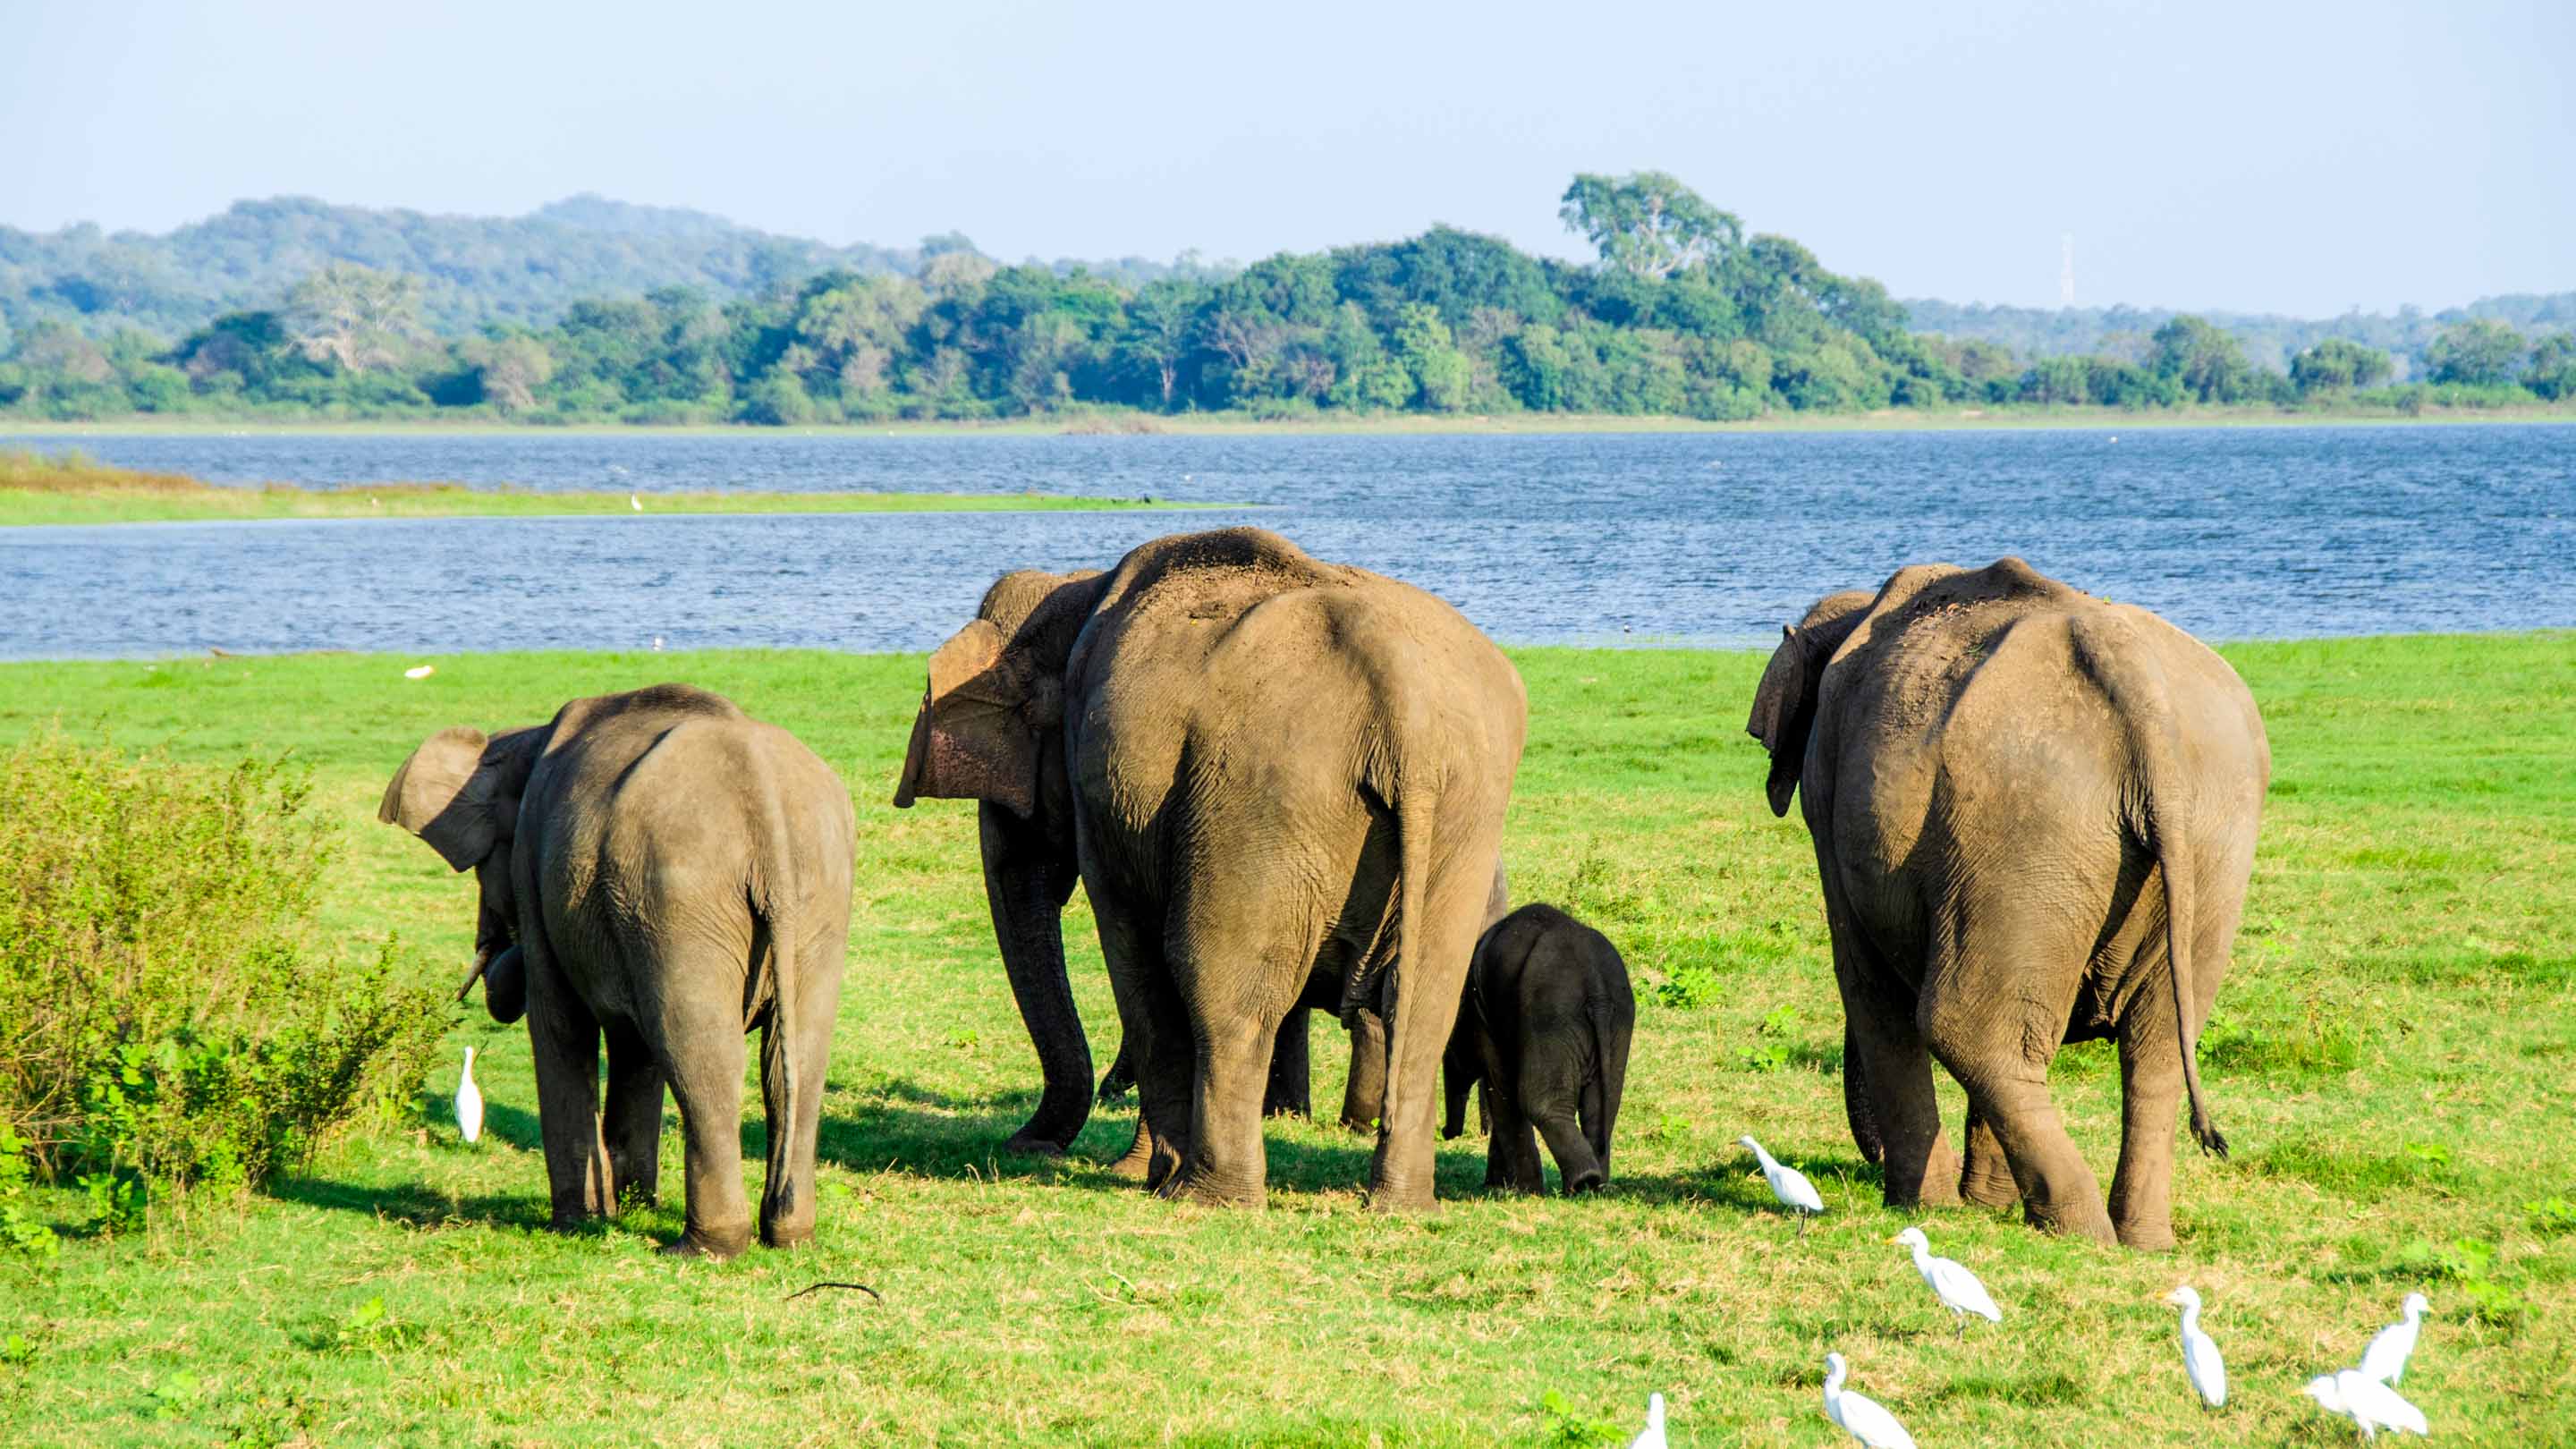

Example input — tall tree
[2426,318,2527,387]
[280,264,424,372]
[1558,172,1743,279]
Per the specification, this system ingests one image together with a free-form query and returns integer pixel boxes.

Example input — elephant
[894,527,1527,1209]
[1747,558,2268,1249]
[1441,903,1635,1195]
[382,683,856,1258]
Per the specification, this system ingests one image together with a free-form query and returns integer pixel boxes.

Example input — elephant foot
[1959,1167,2020,1211]
[1337,1113,1377,1135]
[2115,1220,2178,1252]
[1001,1132,1068,1157]
[1561,1171,1606,1196]
[658,1230,750,1260]
[2026,1204,2118,1247]
[1165,1163,1263,1208]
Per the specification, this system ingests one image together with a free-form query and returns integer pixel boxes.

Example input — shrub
[0,732,451,1217]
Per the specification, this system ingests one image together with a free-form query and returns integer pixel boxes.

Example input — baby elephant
[1442,903,1635,1194]
[382,683,855,1258]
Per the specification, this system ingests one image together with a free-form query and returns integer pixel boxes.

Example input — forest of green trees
[3,175,2569,426]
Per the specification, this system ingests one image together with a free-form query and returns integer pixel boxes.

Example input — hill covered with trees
[2,176,2568,426]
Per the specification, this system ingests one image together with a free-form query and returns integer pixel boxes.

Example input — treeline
[1906,292,2576,377]
[3,175,2570,425]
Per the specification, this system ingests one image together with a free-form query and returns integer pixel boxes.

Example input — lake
[3,424,2571,659]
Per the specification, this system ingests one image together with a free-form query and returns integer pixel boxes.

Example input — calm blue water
[3,426,2571,659]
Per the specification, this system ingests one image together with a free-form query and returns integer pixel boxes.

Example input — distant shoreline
[0,450,1220,528]
[7,402,2575,442]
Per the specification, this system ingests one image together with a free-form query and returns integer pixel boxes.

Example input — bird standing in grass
[1626,1391,1665,1449]
[1739,1134,1825,1235]
[1894,1226,2000,1339]
[454,1046,483,1145]
[2165,1285,2226,1408]
[2302,1368,2428,1439]
[2360,1293,2429,1385]
[1822,1352,1916,1449]
[630,493,643,512]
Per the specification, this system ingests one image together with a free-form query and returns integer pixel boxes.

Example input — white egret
[454,1046,483,1145]
[403,665,435,680]
[1739,1134,1826,1235]
[2165,1285,2226,1408]
[2301,1369,2428,1439]
[2360,1292,2429,1385]
[1626,1391,1665,1449]
[1822,1352,1916,1449]
[1893,1226,2001,1339]
[630,493,643,511]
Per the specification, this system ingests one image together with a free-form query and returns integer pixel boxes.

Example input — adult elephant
[1746,559,2267,1250]
[894,528,1526,1209]
[383,684,856,1258]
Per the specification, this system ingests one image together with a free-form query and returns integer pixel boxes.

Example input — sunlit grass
[0,634,2568,1445]
[0,448,1205,526]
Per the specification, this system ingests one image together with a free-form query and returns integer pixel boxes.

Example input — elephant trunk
[979,801,1091,1154]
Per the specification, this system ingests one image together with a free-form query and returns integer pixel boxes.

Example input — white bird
[2165,1284,2227,1408]
[1626,1391,1665,1449]
[2301,1369,2428,1440]
[403,665,435,680]
[652,635,665,651]
[2360,1292,2429,1385]
[630,492,643,511]
[454,1046,483,1145]
[1894,1226,2001,1338]
[1739,1134,1826,1235]
[1822,1352,1916,1449]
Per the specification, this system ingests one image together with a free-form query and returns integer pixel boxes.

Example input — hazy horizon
[7,0,2568,317]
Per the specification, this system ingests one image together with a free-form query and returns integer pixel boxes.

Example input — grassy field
[0,450,1200,528]
[0,635,2570,1445]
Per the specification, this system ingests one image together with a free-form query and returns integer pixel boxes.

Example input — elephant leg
[1958,1101,2020,1209]
[600,1018,665,1208]
[758,959,843,1250]
[1842,1022,1885,1165]
[527,955,614,1229]
[1264,1006,1312,1119]
[1097,1037,1137,1105]
[655,973,755,1258]
[1580,1074,1611,1182]
[1832,929,1960,1208]
[1339,1007,1387,1132]
[1369,841,1501,1212]
[1093,892,1184,1186]
[1176,1004,1279,1208]
[1483,1090,1545,1194]
[1528,1097,1605,1194]
[2107,997,2186,1250]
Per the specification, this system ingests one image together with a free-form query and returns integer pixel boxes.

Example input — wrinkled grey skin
[896,528,1526,1209]
[1749,559,2268,1250]
[1442,903,1635,1195]
[383,684,856,1258]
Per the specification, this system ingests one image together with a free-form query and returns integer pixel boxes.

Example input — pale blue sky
[5,0,2567,314]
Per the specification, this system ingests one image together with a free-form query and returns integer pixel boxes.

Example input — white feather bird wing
[1768,1160,1826,1213]
[2181,1326,2225,1406]
[2339,1370,2428,1436]
[1831,1388,1918,1449]
[1929,1257,2001,1321]
[2360,1317,2419,1384]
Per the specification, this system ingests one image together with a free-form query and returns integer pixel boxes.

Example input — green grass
[0,449,1208,527]
[0,634,2570,1445]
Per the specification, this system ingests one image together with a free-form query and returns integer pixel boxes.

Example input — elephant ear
[1748,624,1825,818]
[894,619,1051,818]
[380,726,526,871]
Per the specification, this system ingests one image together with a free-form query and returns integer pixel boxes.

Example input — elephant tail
[2072,614,2227,1160]
[748,762,807,1216]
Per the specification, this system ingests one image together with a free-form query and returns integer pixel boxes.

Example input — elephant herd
[381,527,2268,1259]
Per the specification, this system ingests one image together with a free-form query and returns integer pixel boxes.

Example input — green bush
[0,732,451,1221]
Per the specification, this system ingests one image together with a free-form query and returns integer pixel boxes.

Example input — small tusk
[454,947,495,1004]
